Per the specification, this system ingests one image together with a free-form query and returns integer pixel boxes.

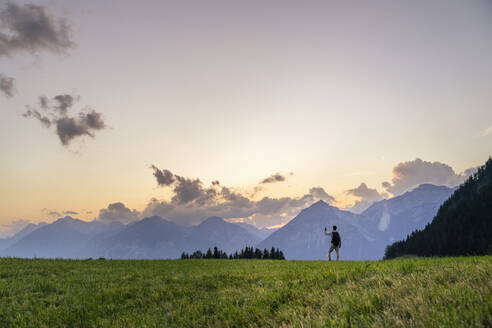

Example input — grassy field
[0,256,490,327]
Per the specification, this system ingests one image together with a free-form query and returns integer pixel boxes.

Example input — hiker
[324,225,341,261]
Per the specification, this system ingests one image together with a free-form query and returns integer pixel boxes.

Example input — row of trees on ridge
[181,246,285,260]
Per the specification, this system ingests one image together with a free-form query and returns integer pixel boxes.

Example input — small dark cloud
[0,74,15,98]
[260,173,286,184]
[212,180,220,186]
[63,210,78,215]
[53,94,76,115]
[0,2,75,57]
[47,211,61,218]
[251,186,263,195]
[23,94,107,146]
[172,175,205,204]
[22,109,51,127]
[151,165,175,186]
[98,202,140,224]
[39,96,48,109]
[56,110,106,146]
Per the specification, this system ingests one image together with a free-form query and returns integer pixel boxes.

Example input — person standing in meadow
[324,225,341,261]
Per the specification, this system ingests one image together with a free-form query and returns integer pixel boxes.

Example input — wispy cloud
[0,74,15,98]
[482,124,492,137]
[260,173,286,184]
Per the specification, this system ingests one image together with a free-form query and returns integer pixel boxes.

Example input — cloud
[482,124,492,137]
[0,2,74,57]
[151,166,220,205]
[151,165,175,186]
[0,74,14,98]
[53,94,77,115]
[382,158,477,196]
[346,183,386,214]
[463,166,479,177]
[309,187,336,203]
[146,166,336,227]
[23,94,107,146]
[22,108,51,127]
[47,211,61,218]
[347,183,385,201]
[260,173,286,184]
[172,175,211,204]
[56,110,106,145]
[98,202,140,224]
[63,210,78,215]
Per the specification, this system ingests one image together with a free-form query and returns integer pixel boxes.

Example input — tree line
[181,246,285,260]
[384,157,492,259]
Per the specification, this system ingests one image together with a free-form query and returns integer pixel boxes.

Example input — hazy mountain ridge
[0,222,47,250]
[0,184,455,259]
[230,221,278,240]
[258,184,455,260]
[3,217,121,258]
[356,184,456,257]
[1,215,261,259]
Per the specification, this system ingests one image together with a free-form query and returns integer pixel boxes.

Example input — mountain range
[258,184,455,260]
[0,183,455,260]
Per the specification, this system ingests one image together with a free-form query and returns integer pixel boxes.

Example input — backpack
[331,231,341,246]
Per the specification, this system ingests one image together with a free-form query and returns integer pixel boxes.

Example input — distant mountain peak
[301,200,334,214]
[200,216,224,225]
[311,199,331,208]
[53,216,83,225]
[140,215,165,222]
[411,183,450,192]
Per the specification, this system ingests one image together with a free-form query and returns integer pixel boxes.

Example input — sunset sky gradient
[1,0,491,232]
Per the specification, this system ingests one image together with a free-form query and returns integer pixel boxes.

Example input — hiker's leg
[336,247,340,261]
[328,245,334,261]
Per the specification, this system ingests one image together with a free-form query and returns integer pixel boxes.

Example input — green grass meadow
[0,256,490,327]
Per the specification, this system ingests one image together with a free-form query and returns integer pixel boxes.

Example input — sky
[1,0,491,234]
